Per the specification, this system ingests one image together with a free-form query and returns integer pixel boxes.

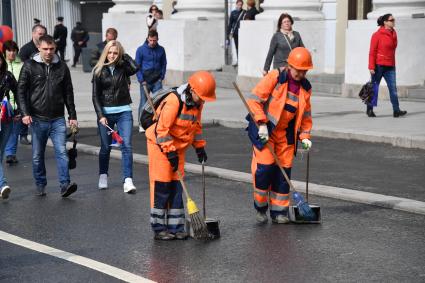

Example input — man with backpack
[143,71,216,240]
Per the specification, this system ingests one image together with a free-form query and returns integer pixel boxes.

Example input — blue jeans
[138,80,163,124]
[31,117,70,190]
[98,111,133,182]
[5,119,22,156]
[369,65,400,112]
[0,122,13,187]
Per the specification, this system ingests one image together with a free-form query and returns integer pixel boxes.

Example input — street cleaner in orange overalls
[145,71,216,240]
[246,47,313,224]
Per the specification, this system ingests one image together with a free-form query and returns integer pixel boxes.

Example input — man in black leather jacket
[17,35,78,198]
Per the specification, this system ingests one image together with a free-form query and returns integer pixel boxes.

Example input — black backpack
[139,88,183,130]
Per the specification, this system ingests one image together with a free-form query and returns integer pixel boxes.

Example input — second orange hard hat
[188,71,216,102]
[287,47,313,70]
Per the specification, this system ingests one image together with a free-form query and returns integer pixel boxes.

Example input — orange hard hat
[188,71,216,102]
[287,47,313,70]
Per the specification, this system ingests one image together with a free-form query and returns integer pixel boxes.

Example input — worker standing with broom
[145,71,216,240]
[246,47,313,224]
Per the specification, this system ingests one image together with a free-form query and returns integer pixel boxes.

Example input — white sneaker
[123,178,136,193]
[1,185,11,199]
[98,174,108,190]
[139,125,145,133]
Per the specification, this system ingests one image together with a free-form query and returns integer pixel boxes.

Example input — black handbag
[143,69,161,85]
[358,79,375,104]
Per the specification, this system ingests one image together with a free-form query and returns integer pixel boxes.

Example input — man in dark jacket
[70,22,89,67]
[135,29,167,132]
[90,28,117,67]
[53,16,68,61]
[17,35,78,198]
[18,24,47,145]
[228,0,245,54]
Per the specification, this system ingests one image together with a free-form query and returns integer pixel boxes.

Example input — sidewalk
[71,68,425,149]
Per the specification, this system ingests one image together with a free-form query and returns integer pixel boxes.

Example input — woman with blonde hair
[92,40,139,192]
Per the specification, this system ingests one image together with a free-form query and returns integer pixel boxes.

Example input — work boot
[20,136,31,145]
[256,211,268,224]
[98,174,108,190]
[154,231,175,241]
[174,231,189,240]
[123,178,136,194]
[272,215,290,224]
[1,185,11,199]
[366,109,376,117]
[393,110,407,117]
[61,182,77,198]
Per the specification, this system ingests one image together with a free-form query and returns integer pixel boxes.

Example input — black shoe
[61,182,77,198]
[366,109,376,117]
[11,156,18,164]
[20,136,31,145]
[393,110,407,117]
[71,64,76,68]
[174,231,189,240]
[6,155,13,164]
[154,231,176,241]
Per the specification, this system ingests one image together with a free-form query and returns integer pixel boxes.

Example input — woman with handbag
[92,40,139,193]
[0,51,18,199]
[263,13,304,76]
[367,13,406,118]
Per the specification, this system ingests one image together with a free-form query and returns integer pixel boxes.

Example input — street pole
[224,0,229,65]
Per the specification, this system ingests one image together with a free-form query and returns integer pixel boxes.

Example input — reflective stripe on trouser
[148,141,186,233]
[252,152,291,218]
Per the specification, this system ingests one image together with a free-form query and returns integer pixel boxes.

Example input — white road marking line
[0,230,155,283]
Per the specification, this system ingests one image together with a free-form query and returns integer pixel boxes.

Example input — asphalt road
[76,125,425,202]
[1,146,424,282]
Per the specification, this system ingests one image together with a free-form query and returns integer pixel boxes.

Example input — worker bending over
[247,47,313,224]
[146,71,216,240]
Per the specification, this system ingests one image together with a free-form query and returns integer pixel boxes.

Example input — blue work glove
[167,151,179,172]
[195,147,208,163]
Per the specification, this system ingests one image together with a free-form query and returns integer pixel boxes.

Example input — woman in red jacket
[368,14,406,118]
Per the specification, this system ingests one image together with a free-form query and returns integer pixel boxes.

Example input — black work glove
[195,147,207,163]
[167,151,179,172]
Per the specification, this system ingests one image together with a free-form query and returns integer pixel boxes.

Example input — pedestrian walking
[247,47,313,224]
[90,28,118,67]
[70,22,89,67]
[92,40,139,193]
[244,0,259,20]
[135,29,167,133]
[367,14,406,118]
[228,0,246,56]
[3,40,23,165]
[53,16,68,61]
[18,24,47,145]
[263,13,304,76]
[146,4,160,31]
[145,71,216,240]
[0,52,18,200]
[17,35,78,197]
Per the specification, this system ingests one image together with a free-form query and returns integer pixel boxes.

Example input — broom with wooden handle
[232,82,316,221]
[144,85,210,239]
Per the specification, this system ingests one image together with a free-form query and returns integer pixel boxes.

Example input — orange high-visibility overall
[247,70,312,219]
[145,92,205,233]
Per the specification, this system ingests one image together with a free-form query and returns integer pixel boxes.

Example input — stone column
[108,0,152,13]
[368,0,425,19]
[256,0,324,20]
[171,0,224,19]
